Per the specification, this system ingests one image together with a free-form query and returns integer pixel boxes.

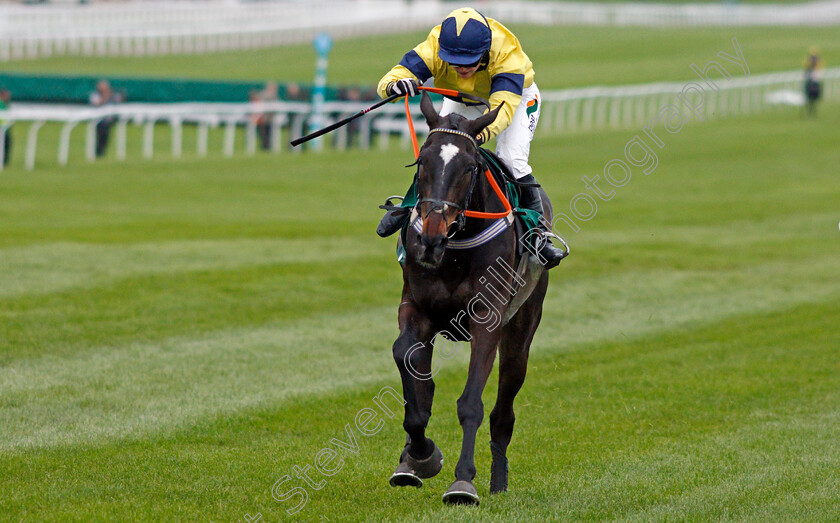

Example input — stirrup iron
[379,195,407,213]
[541,230,570,259]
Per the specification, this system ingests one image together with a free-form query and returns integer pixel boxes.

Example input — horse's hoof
[406,442,444,479]
[489,441,509,494]
[390,442,443,488]
[389,462,423,488]
[442,480,480,506]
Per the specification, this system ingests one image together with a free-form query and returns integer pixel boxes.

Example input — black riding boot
[518,174,568,269]
[376,191,414,238]
[377,209,408,238]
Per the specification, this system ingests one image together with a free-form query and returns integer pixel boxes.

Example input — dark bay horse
[388,92,551,505]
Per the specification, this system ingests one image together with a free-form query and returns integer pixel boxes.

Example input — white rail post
[143,119,155,159]
[171,117,183,158]
[197,121,209,157]
[634,95,646,127]
[223,118,236,157]
[270,115,285,154]
[25,121,46,171]
[58,121,79,166]
[608,96,621,129]
[359,114,372,150]
[566,99,581,133]
[290,114,306,154]
[86,120,97,161]
[245,120,257,155]
[334,114,348,151]
[594,97,608,130]
[116,119,128,161]
[581,97,595,131]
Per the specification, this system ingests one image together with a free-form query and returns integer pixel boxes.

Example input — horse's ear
[420,91,440,129]
[466,102,505,137]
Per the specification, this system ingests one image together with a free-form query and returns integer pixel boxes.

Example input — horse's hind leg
[488,278,546,494]
[389,299,444,487]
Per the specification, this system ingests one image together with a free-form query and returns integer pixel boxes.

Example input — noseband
[417,128,481,237]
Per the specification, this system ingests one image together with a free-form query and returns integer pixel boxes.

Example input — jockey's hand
[388,78,420,97]
[476,129,489,146]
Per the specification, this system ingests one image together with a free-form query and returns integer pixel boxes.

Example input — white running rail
[540,67,840,134]
[1,68,836,170]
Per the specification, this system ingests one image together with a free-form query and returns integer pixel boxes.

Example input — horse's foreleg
[487,346,530,494]
[443,326,500,504]
[390,300,444,487]
[489,315,541,493]
[489,275,546,493]
[392,315,435,459]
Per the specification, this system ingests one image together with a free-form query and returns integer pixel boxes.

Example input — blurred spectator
[803,46,823,117]
[248,88,267,150]
[337,85,377,147]
[89,79,125,158]
[0,88,11,166]
[339,86,363,147]
[261,81,279,103]
[0,89,11,160]
[284,82,308,103]
[252,82,279,150]
[283,83,310,150]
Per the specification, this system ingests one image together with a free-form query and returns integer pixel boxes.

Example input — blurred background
[0,0,837,166]
[1,1,839,521]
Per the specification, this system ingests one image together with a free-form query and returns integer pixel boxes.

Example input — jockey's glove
[388,78,420,97]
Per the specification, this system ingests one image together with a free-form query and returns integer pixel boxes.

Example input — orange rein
[405,87,512,220]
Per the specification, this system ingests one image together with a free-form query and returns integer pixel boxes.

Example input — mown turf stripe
[0,236,379,298]
[619,409,840,521]
[0,305,401,454]
[0,251,400,364]
[2,207,834,301]
[2,251,838,455]
[2,299,837,521]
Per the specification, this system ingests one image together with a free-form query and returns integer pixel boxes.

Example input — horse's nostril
[419,234,445,251]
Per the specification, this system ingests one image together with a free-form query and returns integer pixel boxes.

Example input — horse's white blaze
[439,143,459,172]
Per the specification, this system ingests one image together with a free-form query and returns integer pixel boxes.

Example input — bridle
[416,128,481,238]
[403,91,513,242]
[427,128,479,149]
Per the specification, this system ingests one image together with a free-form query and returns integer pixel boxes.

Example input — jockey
[375,7,566,269]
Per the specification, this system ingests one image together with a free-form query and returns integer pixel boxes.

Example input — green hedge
[0,73,340,104]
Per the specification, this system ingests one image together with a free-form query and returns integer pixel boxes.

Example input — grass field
[2,24,840,522]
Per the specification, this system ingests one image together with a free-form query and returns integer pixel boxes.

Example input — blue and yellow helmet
[438,7,492,66]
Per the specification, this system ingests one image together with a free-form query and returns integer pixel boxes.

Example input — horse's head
[412,92,502,268]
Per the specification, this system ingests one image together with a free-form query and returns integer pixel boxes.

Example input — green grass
[2,22,840,521]
[3,25,838,88]
[1,94,839,520]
